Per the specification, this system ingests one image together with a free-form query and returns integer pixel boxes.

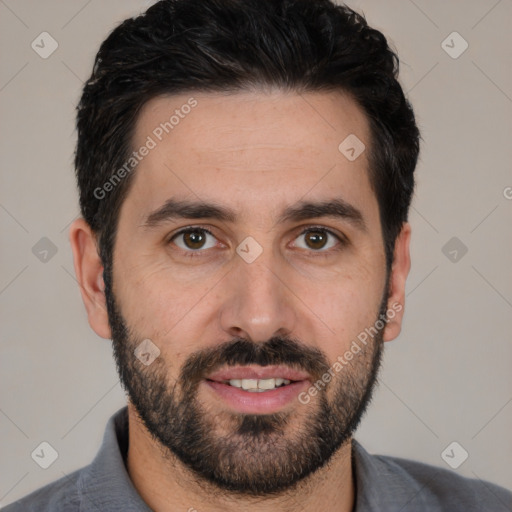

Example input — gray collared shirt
[3,407,511,511]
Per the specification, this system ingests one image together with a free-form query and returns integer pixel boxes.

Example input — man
[4,0,511,511]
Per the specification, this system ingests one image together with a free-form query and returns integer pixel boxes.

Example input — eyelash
[168,225,346,258]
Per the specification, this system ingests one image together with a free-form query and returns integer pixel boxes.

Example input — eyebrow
[142,198,367,232]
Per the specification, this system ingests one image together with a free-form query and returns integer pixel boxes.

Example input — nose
[219,246,298,344]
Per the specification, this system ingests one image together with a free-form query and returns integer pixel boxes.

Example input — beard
[105,272,388,497]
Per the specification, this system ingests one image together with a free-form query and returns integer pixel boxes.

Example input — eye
[170,227,218,252]
[292,227,344,252]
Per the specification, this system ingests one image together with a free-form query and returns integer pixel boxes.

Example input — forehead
[124,89,377,228]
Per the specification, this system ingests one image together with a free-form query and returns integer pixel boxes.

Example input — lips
[206,365,310,382]
[203,365,311,413]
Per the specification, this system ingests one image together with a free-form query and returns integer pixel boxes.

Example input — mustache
[179,337,331,388]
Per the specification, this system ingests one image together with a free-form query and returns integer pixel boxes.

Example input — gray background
[1,0,511,507]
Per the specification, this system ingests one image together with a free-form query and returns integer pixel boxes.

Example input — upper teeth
[227,378,291,392]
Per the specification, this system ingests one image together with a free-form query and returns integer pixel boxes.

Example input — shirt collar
[351,438,431,511]
[76,407,152,511]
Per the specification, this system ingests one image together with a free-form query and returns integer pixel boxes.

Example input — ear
[69,218,112,339]
[383,222,411,342]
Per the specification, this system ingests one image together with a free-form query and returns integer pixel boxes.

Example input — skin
[70,89,411,512]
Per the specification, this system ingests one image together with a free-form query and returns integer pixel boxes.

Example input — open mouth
[203,366,310,413]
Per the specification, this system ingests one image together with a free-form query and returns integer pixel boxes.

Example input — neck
[126,405,355,512]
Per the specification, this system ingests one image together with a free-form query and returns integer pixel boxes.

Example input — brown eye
[183,231,206,249]
[304,231,328,250]
[293,228,342,252]
[171,228,217,251]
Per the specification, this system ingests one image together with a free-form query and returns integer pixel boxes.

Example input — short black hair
[75,0,420,279]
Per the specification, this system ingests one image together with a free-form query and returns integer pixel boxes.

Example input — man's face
[106,90,392,494]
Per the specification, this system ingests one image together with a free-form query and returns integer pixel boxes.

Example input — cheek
[308,270,384,360]
[114,258,218,342]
